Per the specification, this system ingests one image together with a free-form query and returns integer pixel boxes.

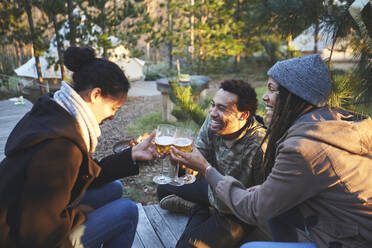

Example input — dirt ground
[93,94,163,205]
[93,81,220,205]
[94,78,264,205]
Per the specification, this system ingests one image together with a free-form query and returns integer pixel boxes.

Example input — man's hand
[170,145,210,176]
[132,131,159,161]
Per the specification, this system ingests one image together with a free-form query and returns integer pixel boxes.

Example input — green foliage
[169,80,208,126]
[143,63,177,80]
[127,111,200,136]
[255,86,267,116]
[127,112,166,136]
[328,72,355,110]
[171,106,189,122]
[123,186,143,202]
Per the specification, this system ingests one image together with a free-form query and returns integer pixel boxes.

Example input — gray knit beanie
[267,54,331,107]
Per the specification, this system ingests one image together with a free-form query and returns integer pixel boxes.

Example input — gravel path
[94,94,164,205]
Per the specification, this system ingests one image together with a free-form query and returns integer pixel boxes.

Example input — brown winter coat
[0,95,138,248]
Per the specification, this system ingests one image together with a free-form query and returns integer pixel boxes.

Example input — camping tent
[291,24,355,62]
[115,58,145,82]
[14,56,62,79]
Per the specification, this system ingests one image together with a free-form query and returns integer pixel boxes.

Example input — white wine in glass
[153,124,176,184]
[173,128,196,185]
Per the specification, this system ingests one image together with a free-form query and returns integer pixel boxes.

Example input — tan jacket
[206,107,372,248]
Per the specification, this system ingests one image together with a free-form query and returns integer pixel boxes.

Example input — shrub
[169,80,208,126]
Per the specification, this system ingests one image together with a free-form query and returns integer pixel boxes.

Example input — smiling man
[158,80,269,247]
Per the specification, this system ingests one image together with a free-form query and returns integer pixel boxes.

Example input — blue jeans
[157,176,210,206]
[69,180,138,248]
[240,208,317,248]
[240,242,317,248]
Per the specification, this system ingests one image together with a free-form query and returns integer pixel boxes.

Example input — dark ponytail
[63,46,130,98]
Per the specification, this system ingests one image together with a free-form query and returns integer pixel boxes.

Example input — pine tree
[39,0,66,80]
[19,0,49,94]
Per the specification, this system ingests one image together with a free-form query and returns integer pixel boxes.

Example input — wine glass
[172,127,195,185]
[153,124,176,184]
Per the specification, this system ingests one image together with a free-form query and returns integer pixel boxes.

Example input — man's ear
[239,111,250,121]
[88,88,102,103]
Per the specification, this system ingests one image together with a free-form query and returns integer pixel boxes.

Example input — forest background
[0,0,371,204]
[0,0,371,115]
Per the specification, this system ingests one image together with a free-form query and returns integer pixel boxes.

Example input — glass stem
[175,162,180,180]
[160,158,164,176]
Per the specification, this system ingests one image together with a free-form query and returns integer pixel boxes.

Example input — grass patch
[123,186,143,202]
[144,178,156,187]
[127,111,201,137]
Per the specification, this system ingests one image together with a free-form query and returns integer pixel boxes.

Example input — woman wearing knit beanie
[171,54,372,248]
[0,46,159,248]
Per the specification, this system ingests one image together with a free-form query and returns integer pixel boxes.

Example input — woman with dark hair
[171,54,372,248]
[0,46,158,248]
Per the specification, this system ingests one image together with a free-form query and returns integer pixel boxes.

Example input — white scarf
[54,81,101,154]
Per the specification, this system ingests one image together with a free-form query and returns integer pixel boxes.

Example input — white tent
[14,56,62,79]
[290,24,355,62]
[14,8,146,83]
[115,58,145,82]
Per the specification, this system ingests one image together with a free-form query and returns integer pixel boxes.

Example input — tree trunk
[15,43,20,67]
[67,0,76,46]
[52,15,65,80]
[234,0,241,72]
[286,34,292,58]
[102,6,107,59]
[114,0,117,23]
[189,0,194,74]
[167,1,173,70]
[234,54,241,72]
[19,42,25,64]
[314,19,319,54]
[24,0,46,94]
[146,42,150,62]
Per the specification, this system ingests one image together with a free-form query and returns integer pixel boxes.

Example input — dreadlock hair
[261,85,314,178]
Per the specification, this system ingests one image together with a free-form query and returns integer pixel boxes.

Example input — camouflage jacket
[195,114,266,213]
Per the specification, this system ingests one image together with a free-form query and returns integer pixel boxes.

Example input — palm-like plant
[267,0,371,115]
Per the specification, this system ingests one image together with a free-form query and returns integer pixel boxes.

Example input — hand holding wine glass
[131,131,158,161]
[170,127,193,186]
[153,124,176,184]
[170,144,210,178]
[171,128,198,184]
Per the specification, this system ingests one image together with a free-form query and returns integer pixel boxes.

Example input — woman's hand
[131,131,159,161]
[170,145,211,176]
[246,185,261,192]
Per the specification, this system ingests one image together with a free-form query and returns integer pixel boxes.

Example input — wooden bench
[134,203,188,248]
